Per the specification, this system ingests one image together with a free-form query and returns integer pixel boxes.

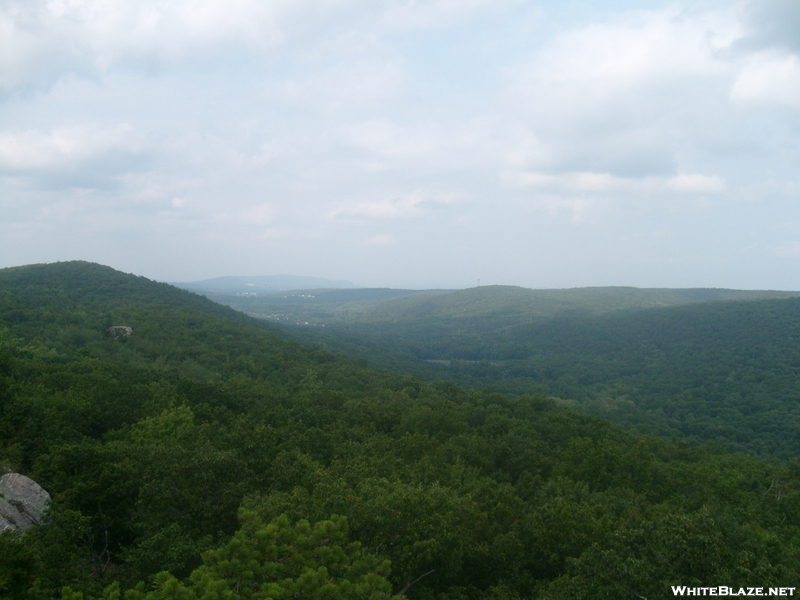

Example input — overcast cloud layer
[1,0,799,289]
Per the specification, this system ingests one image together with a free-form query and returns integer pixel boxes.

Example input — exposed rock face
[0,473,50,532]
[107,326,133,337]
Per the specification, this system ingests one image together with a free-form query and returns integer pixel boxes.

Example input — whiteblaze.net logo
[672,587,796,597]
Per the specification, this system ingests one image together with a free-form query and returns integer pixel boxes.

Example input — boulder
[0,473,50,532]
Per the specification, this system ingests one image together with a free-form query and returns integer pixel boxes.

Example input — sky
[1,0,799,290]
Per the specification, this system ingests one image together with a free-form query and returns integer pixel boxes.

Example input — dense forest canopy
[214,284,800,460]
[0,262,798,599]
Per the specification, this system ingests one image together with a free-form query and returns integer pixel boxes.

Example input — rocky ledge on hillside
[0,473,50,532]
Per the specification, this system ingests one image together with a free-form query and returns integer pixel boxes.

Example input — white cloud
[506,6,738,108]
[505,170,726,195]
[279,58,407,113]
[522,193,604,224]
[0,124,146,175]
[0,0,515,95]
[240,203,274,226]
[775,241,800,257]
[731,51,800,110]
[366,233,396,245]
[2,1,800,289]
[499,5,743,176]
[664,173,727,194]
[380,0,514,28]
[332,188,457,221]
[0,0,301,93]
[332,191,427,220]
[344,117,495,172]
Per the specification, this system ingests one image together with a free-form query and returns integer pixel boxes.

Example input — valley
[212,284,800,459]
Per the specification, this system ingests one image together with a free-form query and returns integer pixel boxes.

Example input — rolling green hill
[211,283,800,329]
[0,262,798,600]
[0,260,342,384]
[351,284,800,323]
[261,286,800,459]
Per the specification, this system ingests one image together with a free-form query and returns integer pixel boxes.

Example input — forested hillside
[0,262,798,599]
[269,287,800,459]
[213,284,800,327]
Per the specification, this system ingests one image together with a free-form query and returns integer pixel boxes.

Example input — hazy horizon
[2,0,799,290]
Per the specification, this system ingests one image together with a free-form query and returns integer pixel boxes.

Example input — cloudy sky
[1,0,799,289]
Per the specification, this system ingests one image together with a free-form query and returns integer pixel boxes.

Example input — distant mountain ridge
[172,274,359,295]
[209,282,800,329]
[355,284,800,323]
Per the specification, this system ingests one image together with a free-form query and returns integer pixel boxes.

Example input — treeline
[0,263,798,599]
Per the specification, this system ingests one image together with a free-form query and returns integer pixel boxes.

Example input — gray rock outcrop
[0,473,50,532]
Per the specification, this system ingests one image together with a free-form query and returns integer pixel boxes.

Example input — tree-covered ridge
[0,262,798,599]
[351,284,800,323]
[213,283,800,328]
[273,291,800,459]
[0,261,351,384]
